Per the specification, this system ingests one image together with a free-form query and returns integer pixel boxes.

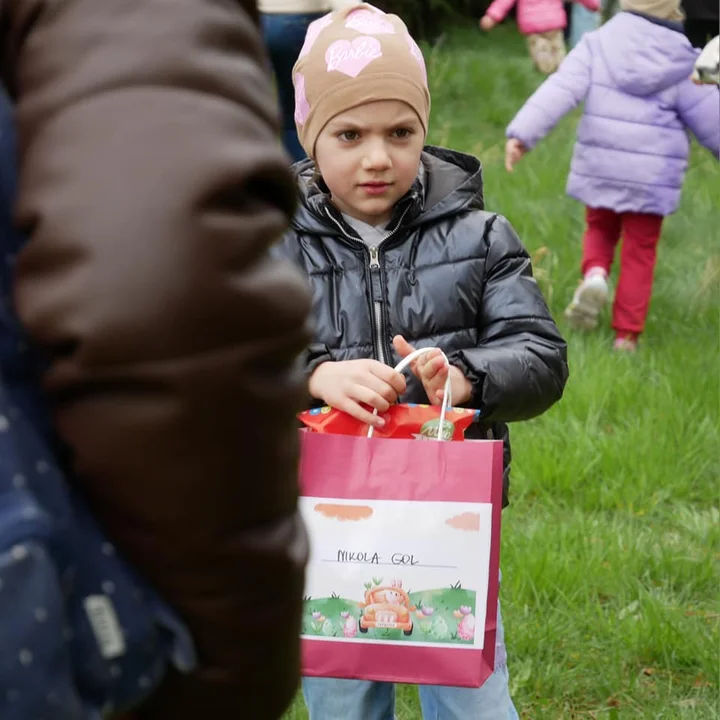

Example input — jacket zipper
[368,246,387,365]
[325,206,410,365]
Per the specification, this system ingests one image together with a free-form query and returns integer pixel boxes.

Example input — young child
[480,0,600,74]
[505,0,720,351]
[276,4,569,718]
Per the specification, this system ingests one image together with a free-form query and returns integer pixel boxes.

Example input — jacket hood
[291,145,484,235]
[596,13,699,96]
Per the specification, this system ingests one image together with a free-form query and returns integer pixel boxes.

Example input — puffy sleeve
[448,215,568,423]
[676,79,720,158]
[1,0,311,716]
[507,38,593,149]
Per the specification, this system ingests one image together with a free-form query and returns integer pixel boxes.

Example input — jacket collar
[291,145,483,236]
[310,164,426,239]
[626,10,684,33]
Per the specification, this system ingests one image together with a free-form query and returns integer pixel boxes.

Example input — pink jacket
[486,0,599,34]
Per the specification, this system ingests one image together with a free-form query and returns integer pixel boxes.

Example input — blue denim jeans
[261,12,325,163]
[568,1,602,48]
[302,604,519,720]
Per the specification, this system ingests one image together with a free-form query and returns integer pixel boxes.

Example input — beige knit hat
[619,0,684,22]
[292,3,431,158]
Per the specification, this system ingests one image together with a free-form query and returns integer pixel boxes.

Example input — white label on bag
[299,497,493,649]
[84,594,127,659]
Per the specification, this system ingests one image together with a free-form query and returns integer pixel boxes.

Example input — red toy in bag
[299,403,478,441]
[300,348,479,440]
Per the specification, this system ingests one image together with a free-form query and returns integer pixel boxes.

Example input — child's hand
[479,15,496,30]
[392,336,472,406]
[308,359,407,428]
[505,138,527,172]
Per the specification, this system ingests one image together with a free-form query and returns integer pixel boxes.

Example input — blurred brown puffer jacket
[0,0,311,717]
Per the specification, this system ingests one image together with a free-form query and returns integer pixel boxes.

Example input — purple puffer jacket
[506,12,720,216]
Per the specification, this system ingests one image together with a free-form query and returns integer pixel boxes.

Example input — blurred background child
[480,0,600,73]
[504,0,719,351]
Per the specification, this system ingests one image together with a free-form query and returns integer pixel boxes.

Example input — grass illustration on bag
[303,572,479,645]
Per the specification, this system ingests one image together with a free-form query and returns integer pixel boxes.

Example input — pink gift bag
[298,349,504,689]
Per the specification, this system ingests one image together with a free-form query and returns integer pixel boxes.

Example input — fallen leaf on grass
[618,600,640,620]
[693,254,720,307]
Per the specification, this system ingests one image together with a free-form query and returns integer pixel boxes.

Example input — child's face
[315,100,424,227]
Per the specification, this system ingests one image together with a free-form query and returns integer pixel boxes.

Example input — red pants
[581,207,664,335]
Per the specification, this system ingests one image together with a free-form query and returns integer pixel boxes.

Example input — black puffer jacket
[277,146,569,505]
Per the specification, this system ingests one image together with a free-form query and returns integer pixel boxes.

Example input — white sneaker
[564,272,609,330]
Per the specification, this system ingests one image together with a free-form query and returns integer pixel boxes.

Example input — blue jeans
[568,2,602,48]
[302,605,520,720]
[261,12,324,163]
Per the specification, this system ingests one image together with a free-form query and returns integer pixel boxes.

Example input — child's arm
[448,216,568,423]
[505,39,592,161]
[481,0,518,28]
[6,0,311,715]
[675,80,720,158]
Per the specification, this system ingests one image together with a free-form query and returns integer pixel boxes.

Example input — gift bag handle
[367,347,452,440]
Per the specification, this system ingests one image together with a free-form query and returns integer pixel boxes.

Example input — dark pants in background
[563,2,572,40]
[684,18,718,47]
[261,12,325,163]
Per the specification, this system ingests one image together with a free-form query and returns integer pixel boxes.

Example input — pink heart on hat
[294,73,310,126]
[299,14,333,59]
[406,34,427,83]
[345,8,395,35]
[326,36,382,77]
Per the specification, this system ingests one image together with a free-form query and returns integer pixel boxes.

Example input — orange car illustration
[358,581,416,635]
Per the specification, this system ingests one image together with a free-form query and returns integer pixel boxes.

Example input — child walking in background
[276,4,568,717]
[480,0,600,73]
[505,0,720,351]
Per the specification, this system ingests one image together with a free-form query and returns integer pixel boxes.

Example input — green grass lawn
[285,25,719,719]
